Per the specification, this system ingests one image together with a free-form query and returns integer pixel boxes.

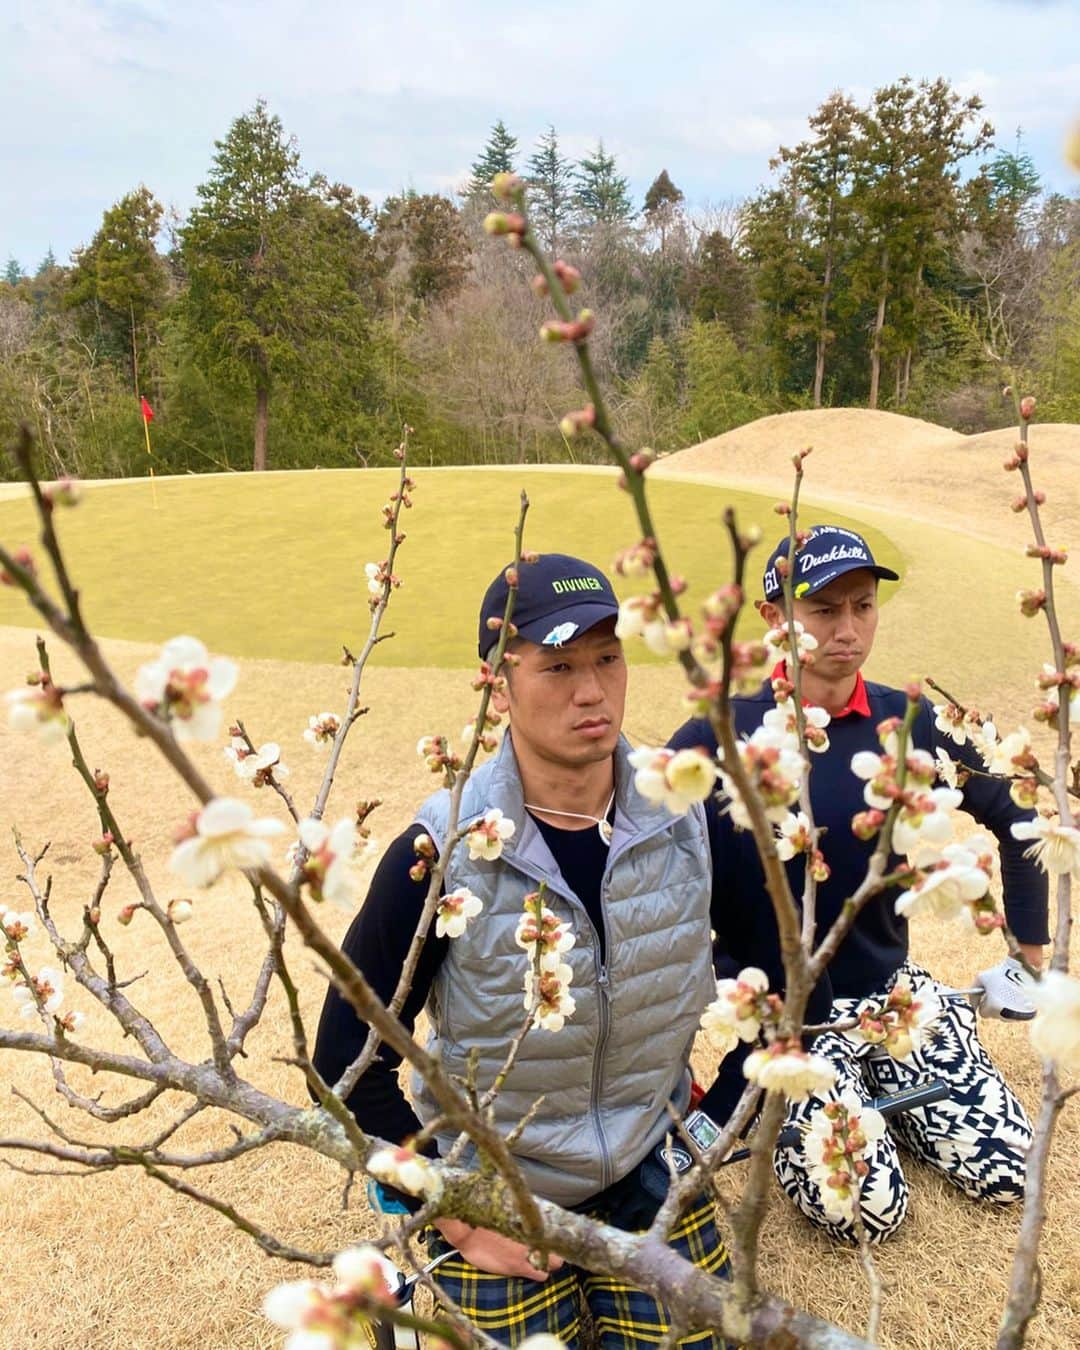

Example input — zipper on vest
[591,958,613,1190]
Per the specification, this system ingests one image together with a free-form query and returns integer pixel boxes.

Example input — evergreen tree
[986,134,1041,220]
[575,142,634,227]
[3,257,23,286]
[36,248,57,276]
[849,77,993,407]
[692,231,753,345]
[742,185,820,395]
[180,100,369,470]
[467,120,518,198]
[774,92,859,405]
[66,185,167,380]
[643,169,684,252]
[526,126,576,253]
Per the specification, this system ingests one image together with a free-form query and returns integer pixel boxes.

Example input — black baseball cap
[478,553,619,659]
[762,525,899,602]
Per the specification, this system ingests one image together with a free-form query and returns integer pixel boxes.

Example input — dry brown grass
[2,408,1079,1347]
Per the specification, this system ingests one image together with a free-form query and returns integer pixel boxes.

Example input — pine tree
[575,142,634,227]
[36,248,57,276]
[3,257,23,286]
[467,120,518,198]
[526,126,576,253]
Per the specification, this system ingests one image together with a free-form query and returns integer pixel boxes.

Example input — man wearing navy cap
[670,524,1048,1243]
[314,554,732,1347]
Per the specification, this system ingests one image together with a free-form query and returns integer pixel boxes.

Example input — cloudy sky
[2,0,1078,269]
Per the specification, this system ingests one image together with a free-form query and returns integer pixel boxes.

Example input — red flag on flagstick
[140,396,154,423]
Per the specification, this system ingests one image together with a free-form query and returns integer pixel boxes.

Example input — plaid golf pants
[428,1195,732,1349]
[773,961,1032,1243]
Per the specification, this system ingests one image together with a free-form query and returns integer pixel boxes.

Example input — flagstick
[131,307,158,510]
[143,412,158,510]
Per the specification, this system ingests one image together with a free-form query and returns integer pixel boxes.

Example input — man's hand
[973,956,1037,1020]
[433,1218,565,1281]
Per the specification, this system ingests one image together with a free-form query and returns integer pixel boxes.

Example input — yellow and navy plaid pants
[428,1195,732,1349]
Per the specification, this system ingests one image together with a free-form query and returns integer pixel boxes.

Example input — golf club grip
[775,1076,950,1150]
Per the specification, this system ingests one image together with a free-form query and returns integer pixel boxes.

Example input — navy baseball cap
[478,553,619,658]
[762,525,899,602]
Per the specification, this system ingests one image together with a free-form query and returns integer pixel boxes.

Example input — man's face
[492,619,627,770]
[782,569,880,683]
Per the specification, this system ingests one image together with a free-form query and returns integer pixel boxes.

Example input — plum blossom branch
[334,490,531,1100]
[305,426,414,831]
[995,394,1076,1350]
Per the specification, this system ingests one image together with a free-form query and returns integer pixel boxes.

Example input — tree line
[2,84,1079,479]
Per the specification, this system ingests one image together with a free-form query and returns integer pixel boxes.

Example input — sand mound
[660,409,1079,551]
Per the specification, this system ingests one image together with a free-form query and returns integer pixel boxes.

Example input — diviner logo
[551,577,604,594]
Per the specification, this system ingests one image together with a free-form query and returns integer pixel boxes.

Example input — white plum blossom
[515,895,575,972]
[225,738,289,786]
[466,808,516,861]
[700,967,771,1057]
[762,698,831,753]
[763,620,818,665]
[363,562,383,597]
[524,961,577,1032]
[744,1040,837,1101]
[934,747,959,790]
[170,798,286,887]
[933,703,968,747]
[5,683,71,744]
[615,595,668,655]
[1,909,35,942]
[977,723,1033,777]
[775,811,814,861]
[263,1280,326,1332]
[719,723,807,830]
[1011,816,1080,880]
[331,1245,399,1299]
[891,787,963,856]
[1039,664,1080,725]
[519,1337,571,1350]
[1028,971,1080,1075]
[167,898,194,924]
[895,838,993,922]
[803,1089,887,1222]
[12,966,65,1019]
[297,818,359,909]
[6,685,70,743]
[435,887,483,939]
[846,978,943,1059]
[134,636,237,741]
[304,712,341,748]
[628,745,718,816]
[367,1145,443,1201]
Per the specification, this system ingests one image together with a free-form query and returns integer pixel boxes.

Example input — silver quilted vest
[412,732,715,1206]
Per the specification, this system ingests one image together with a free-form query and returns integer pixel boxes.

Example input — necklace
[523,789,616,845]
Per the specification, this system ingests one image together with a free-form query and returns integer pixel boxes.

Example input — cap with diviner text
[762,525,899,602]
[478,553,619,658]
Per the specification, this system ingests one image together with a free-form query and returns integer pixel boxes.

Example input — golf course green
[0,467,903,666]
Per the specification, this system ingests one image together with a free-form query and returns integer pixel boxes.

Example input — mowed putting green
[0,468,904,666]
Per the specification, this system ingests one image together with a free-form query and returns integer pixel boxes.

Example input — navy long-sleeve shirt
[669,678,1049,1002]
